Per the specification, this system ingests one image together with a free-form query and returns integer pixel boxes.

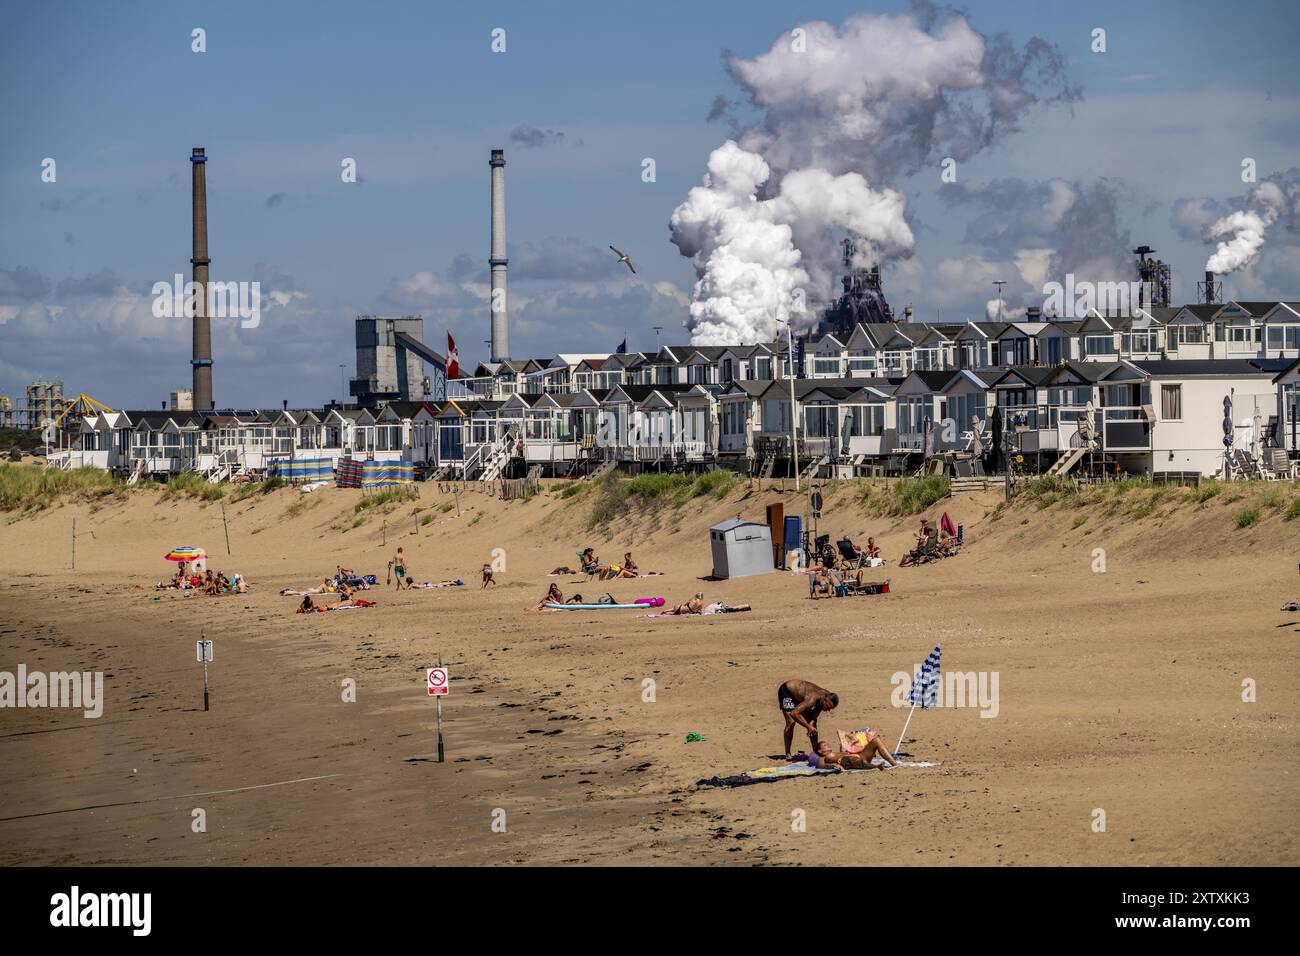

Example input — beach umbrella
[970,416,984,457]
[165,547,206,562]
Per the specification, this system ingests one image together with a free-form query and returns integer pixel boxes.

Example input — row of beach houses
[46,303,1300,483]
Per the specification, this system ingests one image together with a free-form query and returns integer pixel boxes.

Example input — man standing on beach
[391,547,409,590]
[777,679,839,760]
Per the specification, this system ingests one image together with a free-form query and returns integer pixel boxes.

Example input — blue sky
[2,0,1299,408]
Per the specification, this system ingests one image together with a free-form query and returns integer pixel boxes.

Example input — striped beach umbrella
[164,547,206,562]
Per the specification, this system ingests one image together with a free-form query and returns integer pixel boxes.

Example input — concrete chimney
[1204,270,1216,305]
[489,148,509,362]
[190,147,214,410]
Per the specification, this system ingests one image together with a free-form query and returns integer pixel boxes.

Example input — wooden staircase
[798,455,828,481]
[948,476,991,494]
[1046,445,1089,478]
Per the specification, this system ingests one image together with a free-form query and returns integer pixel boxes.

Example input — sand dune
[0,472,1296,866]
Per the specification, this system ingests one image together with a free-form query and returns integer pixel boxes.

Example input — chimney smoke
[190,147,213,410]
[489,148,509,362]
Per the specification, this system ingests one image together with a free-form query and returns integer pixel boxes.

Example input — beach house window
[854,405,885,436]
[763,399,791,433]
[1267,325,1300,350]
[813,356,841,376]
[1084,334,1113,357]
[753,357,772,380]
[1160,384,1182,421]
[803,405,837,438]
[847,349,875,372]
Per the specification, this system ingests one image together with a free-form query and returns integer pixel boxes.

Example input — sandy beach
[0,475,1296,866]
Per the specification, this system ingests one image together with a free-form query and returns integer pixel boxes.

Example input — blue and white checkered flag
[907,644,941,710]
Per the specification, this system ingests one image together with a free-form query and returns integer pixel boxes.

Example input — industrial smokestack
[190,147,214,410]
[489,148,509,362]
[1204,270,1215,305]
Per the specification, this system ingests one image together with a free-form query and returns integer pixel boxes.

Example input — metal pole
[71,517,76,571]
[1003,408,1011,502]
[894,703,917,758]
[221,503,230,555]
[787,321,800,491]
[436,655,445,763]
[202,630,210,712]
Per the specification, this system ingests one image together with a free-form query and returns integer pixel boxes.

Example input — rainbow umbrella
[165,547,206,562]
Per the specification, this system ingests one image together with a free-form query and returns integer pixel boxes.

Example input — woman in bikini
[669,592,705,615]
[532,582,564,611]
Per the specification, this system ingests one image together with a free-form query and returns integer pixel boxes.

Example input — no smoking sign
[427,667,449,696]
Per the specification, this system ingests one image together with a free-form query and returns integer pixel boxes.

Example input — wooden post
[221,504,231,555]
[382,519,387,547]
[71,517,76,571]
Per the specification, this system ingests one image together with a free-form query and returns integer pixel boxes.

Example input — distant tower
[816,237,895,336]
[190,147,214,410]
[489,148,509,362]
[1133,245,1171,309]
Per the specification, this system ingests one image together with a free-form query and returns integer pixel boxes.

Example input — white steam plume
[670,142,913,344]
[672,6,1076,345]
[1204,183,1288,275]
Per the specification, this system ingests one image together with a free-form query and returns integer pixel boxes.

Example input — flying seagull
[609,244,636,274]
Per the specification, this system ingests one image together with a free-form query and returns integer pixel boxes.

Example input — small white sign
[196,639,214,663]
[427,666,448,696]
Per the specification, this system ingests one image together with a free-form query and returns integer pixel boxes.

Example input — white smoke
[672,6,1075,345]
[669,142,913,344]
[985,298,1027,321]
[1204,181,1294,275]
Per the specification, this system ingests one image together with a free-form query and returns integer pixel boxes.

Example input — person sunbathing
[864,537,881,559]
[669,592,705,615]
[299,594,316,613]
[335,582,355,604]
[579,548,601,574]
[565,593,586,605]
[532,583,564,611]
[816,736,898,769]
[622,552,638,573]
[812,567,844,599]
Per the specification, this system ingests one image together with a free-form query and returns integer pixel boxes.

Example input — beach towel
[696,758,938,788]
[412,580,464,589]
[638,603,752,619]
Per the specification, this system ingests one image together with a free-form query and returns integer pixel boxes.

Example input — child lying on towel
[411,580,464,589]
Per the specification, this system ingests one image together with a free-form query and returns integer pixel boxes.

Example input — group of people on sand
[549,548,656,580]
[900,517,958,567]
[161,564,247,596]
[777,678,899,770]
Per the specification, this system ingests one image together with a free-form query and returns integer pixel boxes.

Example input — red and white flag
[446,332,460,380]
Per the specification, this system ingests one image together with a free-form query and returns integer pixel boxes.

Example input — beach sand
[0,475,1296,866]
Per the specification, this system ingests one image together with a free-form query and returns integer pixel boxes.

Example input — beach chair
[836,538,866,569]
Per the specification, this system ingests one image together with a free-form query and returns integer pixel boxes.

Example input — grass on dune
[585,469,740,528]
[0,464,126,511]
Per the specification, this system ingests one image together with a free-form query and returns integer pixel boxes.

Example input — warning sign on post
[427,667,449,696]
